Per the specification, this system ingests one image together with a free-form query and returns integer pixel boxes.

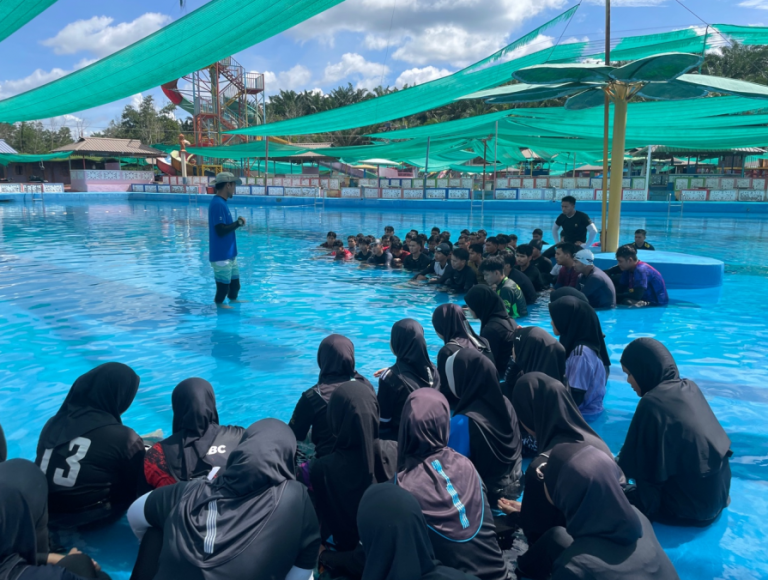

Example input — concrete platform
[593,250,724,289]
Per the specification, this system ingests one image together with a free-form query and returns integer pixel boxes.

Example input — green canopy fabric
[186,141,308,159]
[0,0,345,122]
[249,160,329,174]
[0,151,72,165]
[713,24,768,46]
[0,0,57,44]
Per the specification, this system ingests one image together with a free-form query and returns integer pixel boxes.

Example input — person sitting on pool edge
[479,256,527,318]
[615,245,669,306]
[633,228,656,251]
[553,242,580,290]
[433,248,477,293]
[514,244,546,291]
[367,240,393,267]
[404,237,432,272]
[319,231,336,249]
[414,242,452,282]
[572,249,616,309]
[208,172,246,308]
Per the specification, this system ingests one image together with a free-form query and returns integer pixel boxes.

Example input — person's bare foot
[217,303,234,309]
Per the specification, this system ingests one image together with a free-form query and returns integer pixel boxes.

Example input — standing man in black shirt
[404,238,431,272]
[551,195,598,248]
[435,248,476,293]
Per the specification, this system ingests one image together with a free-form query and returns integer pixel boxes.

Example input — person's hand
[373,368,388,378]
[237,216,246,226]
[47,553,65,565]
[497,498,522,514]
[490,284,498,291]
[67,548,82,556]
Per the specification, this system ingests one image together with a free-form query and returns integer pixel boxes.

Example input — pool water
[1,199,767,579]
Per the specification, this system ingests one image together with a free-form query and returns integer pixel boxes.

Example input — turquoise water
[1,199,767,579]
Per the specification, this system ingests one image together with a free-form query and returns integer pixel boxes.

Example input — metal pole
[600,0,610,245]
[572,153,577,179]
[422,137,431,198]
[481,139,488,193]
[265,139,269,184]
[492,122,499,198]
[644,145,652,199]
[606,84,628,253]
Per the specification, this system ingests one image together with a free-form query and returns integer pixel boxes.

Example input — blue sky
[0,0,764,136]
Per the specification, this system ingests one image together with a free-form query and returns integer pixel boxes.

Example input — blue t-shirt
[620,261,668,305]
[448,415,471,458]
[208,195,237,262]
[565,345,606,418]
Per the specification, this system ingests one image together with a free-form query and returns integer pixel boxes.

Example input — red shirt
[556,266,580,288]
[144,443,177,489]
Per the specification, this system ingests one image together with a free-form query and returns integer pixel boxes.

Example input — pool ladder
[314,187,325,210]
[667,192,685,219]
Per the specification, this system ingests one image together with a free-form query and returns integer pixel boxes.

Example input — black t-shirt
[403,252,431,272]
[438,265,477,293]
[518,263,546,291]
[367,251,392,266]
[532,255,553,285]
[146,480,320,580]
[555,211,593,244]
[634,241,656,251]
[508,268,537,305]
[355,250,372,261]
[39,424,145,521]
[377,369,415,440]
[480,318,516,379]
[289,388,335,458]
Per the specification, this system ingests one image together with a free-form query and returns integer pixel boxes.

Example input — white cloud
[41,13,172,58]
[739,0,768,8]
[263,65,313,92]
[393,26,504,66]
[0,59,93,100]
[130,94,144,109]
[395,65,452,87]
[364,33,397,50]
[323,53,389,84]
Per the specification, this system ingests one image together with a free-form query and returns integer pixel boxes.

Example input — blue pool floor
[1,200,767,579]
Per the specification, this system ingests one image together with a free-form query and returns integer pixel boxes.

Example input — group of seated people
[318,219,668,313]
[1,290,732,580]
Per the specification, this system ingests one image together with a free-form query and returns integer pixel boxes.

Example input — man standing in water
[209,172,246,308]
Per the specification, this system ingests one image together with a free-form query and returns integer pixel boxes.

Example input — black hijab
[397,389,483,542]
[38,362,140,450]
[446,348,521,465]
[311,381,397,549]
[619,338,731,481]
[464,285,510,328]
[169,419,296,571]
[548,296,611,368]
[543,443,643,545]
[0,485,37,580]
[391,319,438,391]
[0,423,5,463]
[0,460,49,563]
[316,334,371,401]
[358,484,475,580]
[512,373,611,457]
[550,286,588,304]
[513,326,566,383]
[432,304,488,353]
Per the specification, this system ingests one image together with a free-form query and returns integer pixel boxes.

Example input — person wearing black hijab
[144,378,244,489]
[396,390,510,580]
[509,373,617,544]
[128,419,320,580]
[432,304,494,409]
[549,286,588,304]
[548,296,610,418]
[516,442,679,580]
[35,363,145,527]
[464,285,517,380]
[357,484,481,580]
[507,326,566,387]
[0,468,109,580]
[619,338,732,526]
[377,319,439,440]
[445,348,522,506]
[0,422,6,463]
[290,334,374,458]
[311,381,397,576]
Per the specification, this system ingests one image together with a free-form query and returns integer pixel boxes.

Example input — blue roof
[0,139,18,154]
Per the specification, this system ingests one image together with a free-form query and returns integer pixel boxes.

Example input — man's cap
[211,172,242,186]
[574,249,594,266]
[435,243,452,256]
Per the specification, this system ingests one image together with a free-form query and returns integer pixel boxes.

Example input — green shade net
[448,164,512,174]
[713,24,768,46]
[249,160,329,174]
[150,144,178,155]
[0,151,72,165]
[0,0,345,122]
[0,0,58,44]
[186,141,308,159]
[368,110,511,140]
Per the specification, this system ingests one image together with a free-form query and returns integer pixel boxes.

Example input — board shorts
[211,258,239,284]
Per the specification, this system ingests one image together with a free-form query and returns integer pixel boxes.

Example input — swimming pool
[1,199,767,579]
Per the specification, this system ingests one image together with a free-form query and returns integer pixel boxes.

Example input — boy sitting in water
[389,241,410,267]
[355,238,372,262]
[426,235,439,259]
[414,243,452,282]
[480,256,527,318]
[633,229,655,251]
[332,240,353,260]
[319,231,336,249]
[615,245,668,306]
[404,238,431,272]
[367,240,393,267]
[347,235,358,254]
[467,243,485,284]
[553,242,580,289]
[433,248,476,293]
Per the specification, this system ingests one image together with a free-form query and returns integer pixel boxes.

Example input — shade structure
[0,151,72,166]
[0,0,57,44]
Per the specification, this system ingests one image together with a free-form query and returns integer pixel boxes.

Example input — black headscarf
[169,419,296,571]
[550,286,588,304]
[618,338,731,481]
[397,389,483,541]
[316,334,371,402]
[446,348,520,465]
[310,381,398,550]
[0,485,37,580]
[0,423,6,463]
[512,373,611,457]
[513,326,566,383]
[357,484,438,580]
[37,362,140,450]
[0,459,49,564]
[391,319,438,391]
[160,378,241,482]
[431,304,488,353]
[544,443,643,545]
[548,296,611,368]
[464,285,510,328]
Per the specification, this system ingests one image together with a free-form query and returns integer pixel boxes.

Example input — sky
[0,0,765,137]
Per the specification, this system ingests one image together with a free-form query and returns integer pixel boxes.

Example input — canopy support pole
[600,0,611,244]
[606,84,628,254]
[265,139,270,182]
[644,145,652,200]
[492,122,499,198]
[423,137,431,198]
[481,139,488,193]
[572,153,577,179]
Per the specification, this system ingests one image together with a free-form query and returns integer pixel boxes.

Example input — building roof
[0,139,18,154]
[51,137,165,158]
